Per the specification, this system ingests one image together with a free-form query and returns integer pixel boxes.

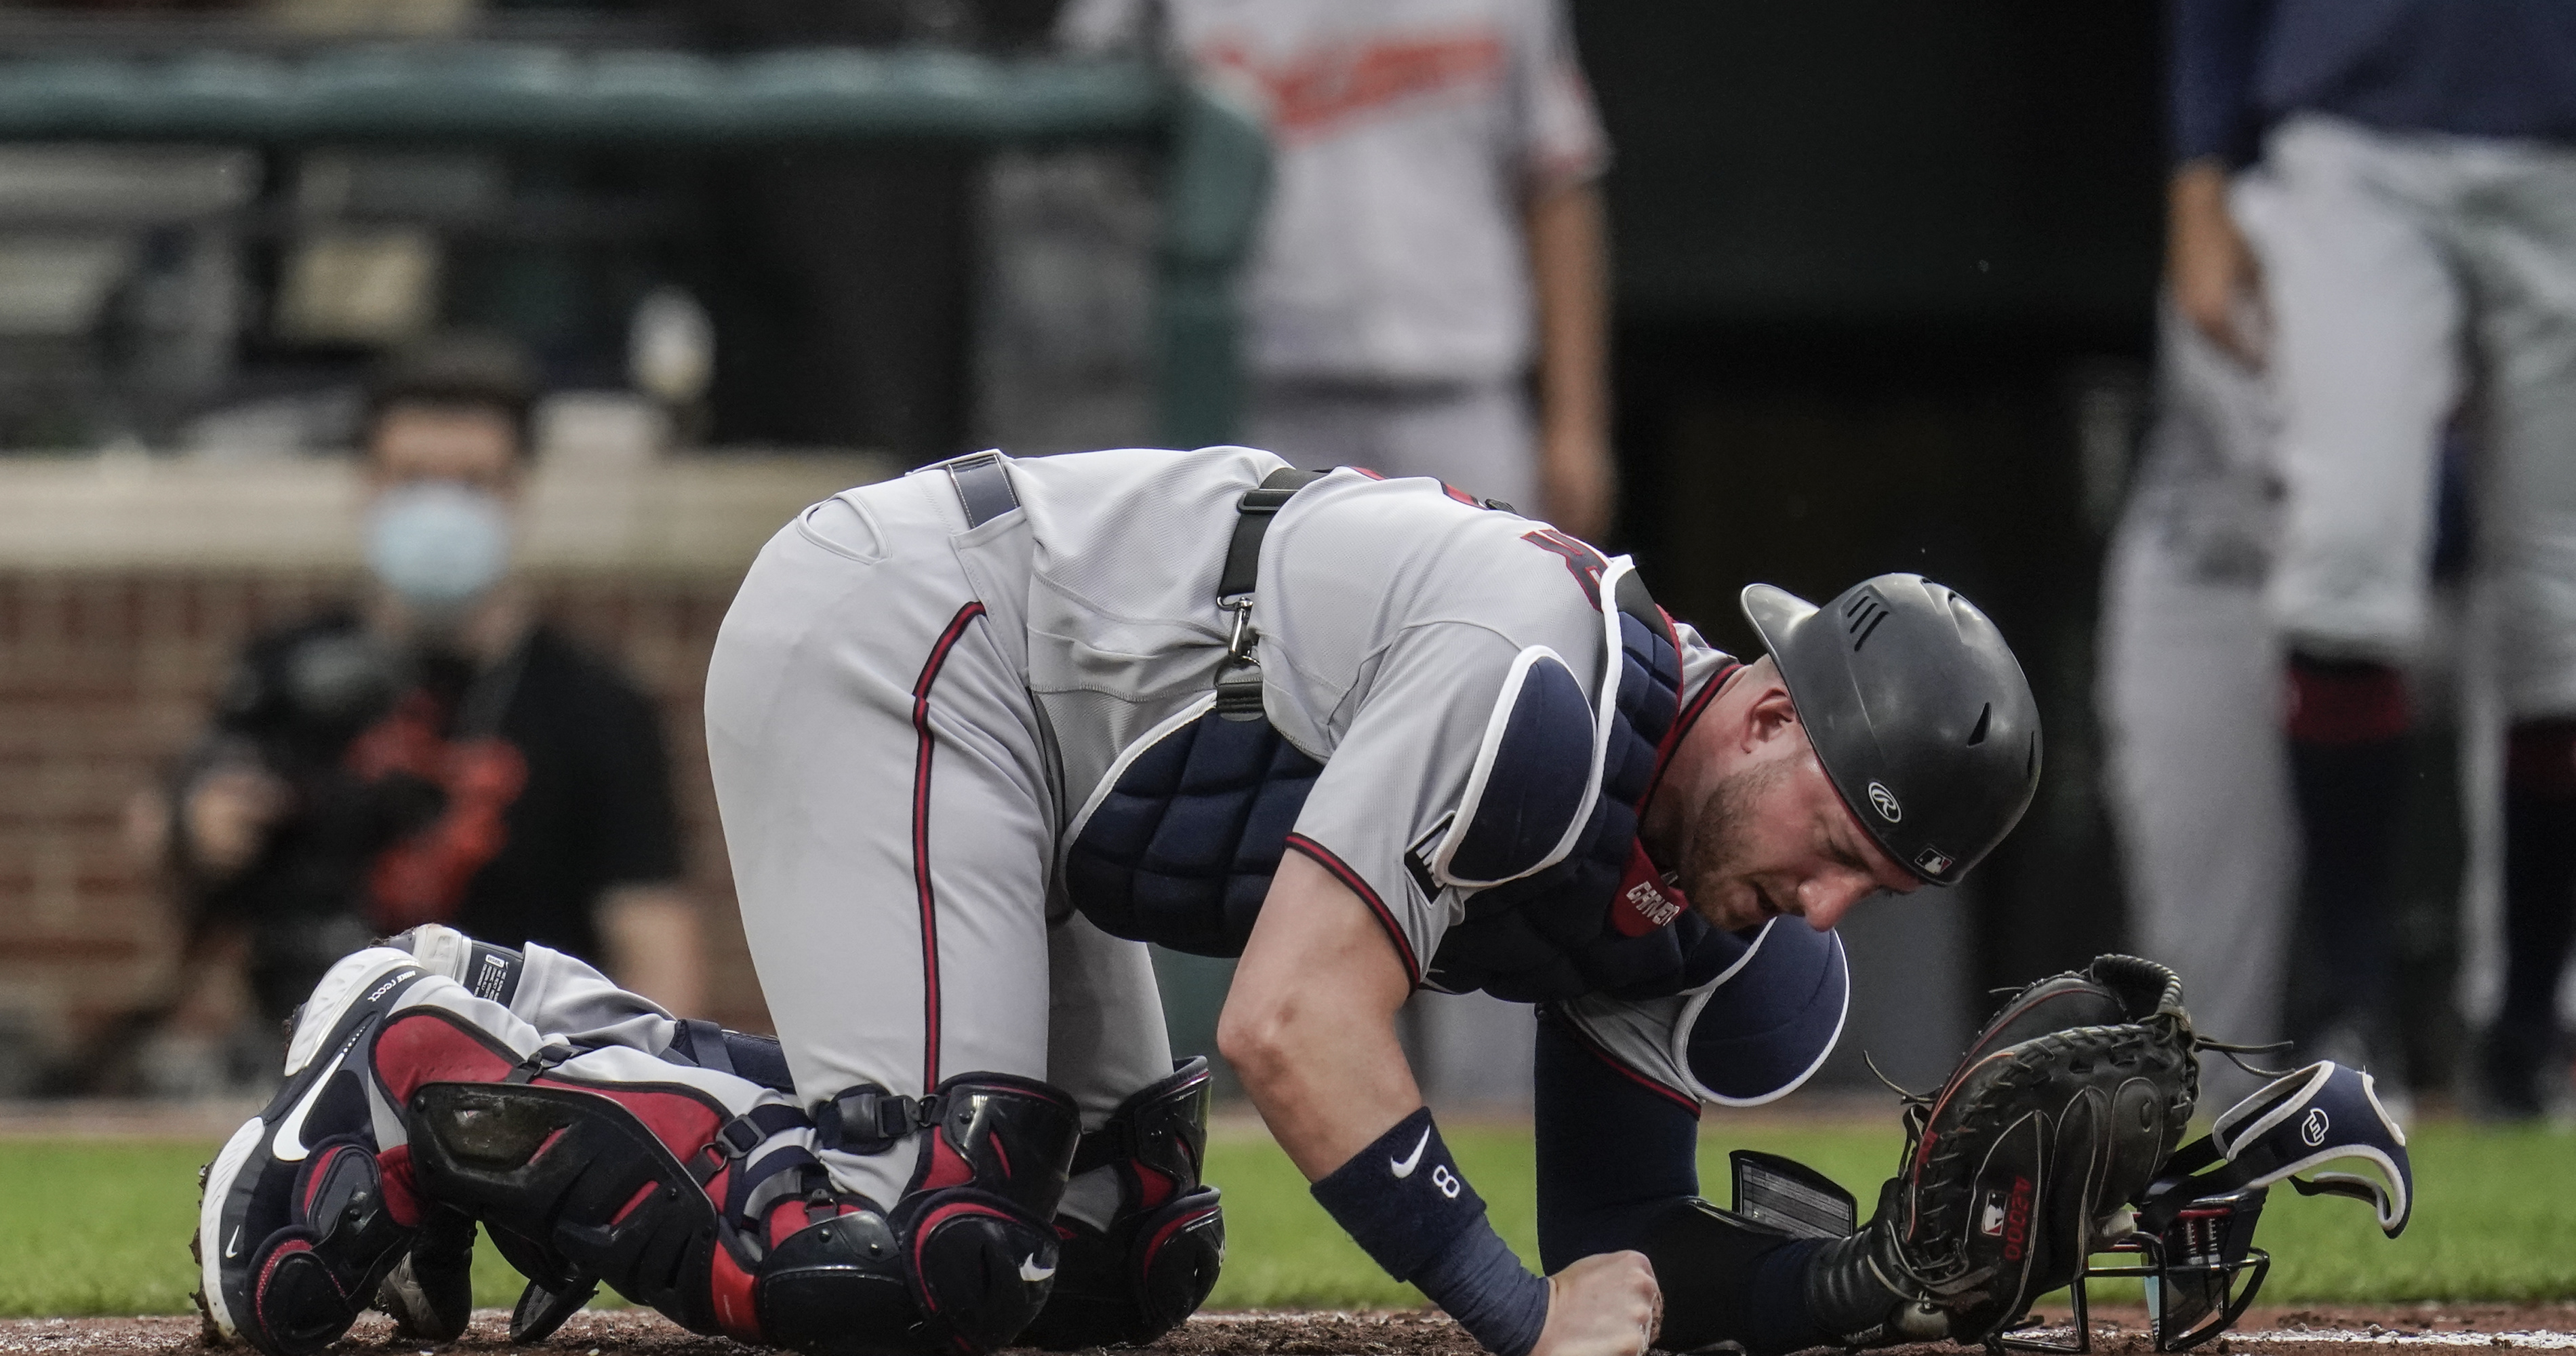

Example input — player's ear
[1742,679,1800,751]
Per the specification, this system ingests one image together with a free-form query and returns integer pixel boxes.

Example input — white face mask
[364,481,512,610]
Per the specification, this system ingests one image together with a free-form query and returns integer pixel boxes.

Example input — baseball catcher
[199,447,2068,1356]
[1630,953,2415,1354]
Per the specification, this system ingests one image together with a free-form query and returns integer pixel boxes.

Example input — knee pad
[769,1070,1083,1356]
[1020,1058,1227,1349]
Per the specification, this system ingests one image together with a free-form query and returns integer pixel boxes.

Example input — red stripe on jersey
[1283,833,1422,986]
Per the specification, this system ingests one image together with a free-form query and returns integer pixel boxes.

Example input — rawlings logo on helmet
[1868,782,1904,822]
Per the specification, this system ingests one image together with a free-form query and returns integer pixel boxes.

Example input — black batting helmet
[1740,574,2040,885]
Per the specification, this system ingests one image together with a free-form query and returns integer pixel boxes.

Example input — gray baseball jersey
[704,447,1742,1206]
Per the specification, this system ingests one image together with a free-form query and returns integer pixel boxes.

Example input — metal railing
[0,45,1268,445]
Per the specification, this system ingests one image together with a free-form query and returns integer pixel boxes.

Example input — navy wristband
[1414,1214,1551,1356]
[1312,1109,1549,1356]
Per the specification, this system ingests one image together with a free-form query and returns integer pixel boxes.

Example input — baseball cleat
[375,1206,477,1342]
[194,947,428,1356]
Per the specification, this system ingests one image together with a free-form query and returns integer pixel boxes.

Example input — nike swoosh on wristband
[1018,1257,1056,1283]
[1390,1126,1431,1179]
[271,1044,353,1163]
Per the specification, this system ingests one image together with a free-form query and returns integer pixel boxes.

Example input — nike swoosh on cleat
[1018,1257,1056,1283]
[224,1226,243,1260]
[1390,1126,1431,1179]
[271,1044,352,1163]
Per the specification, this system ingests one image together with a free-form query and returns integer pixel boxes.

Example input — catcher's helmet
[1740,574,2038,885]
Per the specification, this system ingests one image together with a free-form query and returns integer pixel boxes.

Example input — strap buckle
[818,1084,944,1155]
[504,1041,577,1084]
[1220,596,1255,663]
[716,1116,768,1159]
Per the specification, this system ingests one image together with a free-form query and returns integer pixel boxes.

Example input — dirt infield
[8,1307,2574,1356]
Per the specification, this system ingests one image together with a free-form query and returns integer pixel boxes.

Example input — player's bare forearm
[1525,178,1614,541]
[2167,157,2266,365]
[1217,849,1422,1181]
[598,883,706,1016]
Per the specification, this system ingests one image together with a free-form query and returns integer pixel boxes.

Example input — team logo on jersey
[1611,844,1688,937]
[1867,781,1903,822]
[2301,1107,2331,1146]
[1624,880,1683,930]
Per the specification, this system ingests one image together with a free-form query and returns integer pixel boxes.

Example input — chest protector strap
[1060,468,1329,955]
[1213,467,1329,719]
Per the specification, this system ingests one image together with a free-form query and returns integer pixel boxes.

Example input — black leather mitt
[1807,954,2201,1346]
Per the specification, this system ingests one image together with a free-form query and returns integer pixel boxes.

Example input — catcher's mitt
[1806,954,2201,1347]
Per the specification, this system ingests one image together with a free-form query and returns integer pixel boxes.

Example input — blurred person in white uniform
[1060,0,1617,544]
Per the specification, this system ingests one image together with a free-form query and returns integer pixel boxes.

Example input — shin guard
[1020,1058,1226,1349]
[388,1010,807,1343]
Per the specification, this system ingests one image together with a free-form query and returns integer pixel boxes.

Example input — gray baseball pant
[703,468,1175,1220]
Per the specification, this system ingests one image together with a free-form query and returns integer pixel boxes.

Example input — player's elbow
[1215,986,1295,1093]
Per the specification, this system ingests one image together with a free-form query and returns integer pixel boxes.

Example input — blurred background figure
[2168,0,2576,1115]
[2097,297,2297,1109]
[125,334,700,1090]
[1059,0,1617,540]
[691,0,1060,464]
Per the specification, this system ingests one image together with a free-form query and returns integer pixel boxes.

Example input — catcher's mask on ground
[1740,574,2041,887]
[2023,1061,2413,1356]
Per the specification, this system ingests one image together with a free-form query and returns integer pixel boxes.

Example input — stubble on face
[1678,756,1795,931]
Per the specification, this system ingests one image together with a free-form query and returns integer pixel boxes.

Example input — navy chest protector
[1058,474,1725,1003]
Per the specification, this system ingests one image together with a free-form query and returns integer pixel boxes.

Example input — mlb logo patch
[1980,1188,2009,1236]
[1914,845,1954,876]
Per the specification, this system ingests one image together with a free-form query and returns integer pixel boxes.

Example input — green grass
[3,1119,2567,1318]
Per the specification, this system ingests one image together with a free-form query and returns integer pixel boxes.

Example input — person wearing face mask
[148,336,704,1045]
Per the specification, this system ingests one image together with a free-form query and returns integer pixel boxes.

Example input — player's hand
[2167,159,2267,367]
[181,764,289,880]
[1531,1250,1660,1356]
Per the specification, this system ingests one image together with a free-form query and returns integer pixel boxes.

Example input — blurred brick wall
[0,569,773,1056]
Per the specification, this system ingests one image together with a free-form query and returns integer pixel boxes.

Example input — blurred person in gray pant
[2170,0,2576,1115]
[2099,302,2298,1109]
